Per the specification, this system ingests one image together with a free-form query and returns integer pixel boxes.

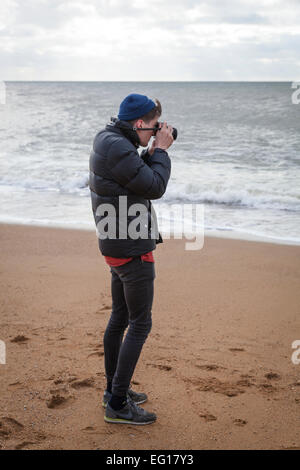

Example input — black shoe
[102,386,148,408]
[104,398,156,425]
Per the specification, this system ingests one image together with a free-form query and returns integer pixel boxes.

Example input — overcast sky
[1,0,300,81]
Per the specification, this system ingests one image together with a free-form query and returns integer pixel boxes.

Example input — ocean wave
[0,175,89,195]
[162,187,300,212]
[1,175,299,213]
[58,175,89,193]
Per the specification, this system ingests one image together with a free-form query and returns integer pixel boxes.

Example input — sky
[0,0,300,81]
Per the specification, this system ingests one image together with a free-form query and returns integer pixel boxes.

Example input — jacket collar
[106,117,140,148]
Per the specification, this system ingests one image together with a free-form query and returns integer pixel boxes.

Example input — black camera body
[154,122,177,140]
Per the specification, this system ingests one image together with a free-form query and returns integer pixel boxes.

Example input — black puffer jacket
[89,119,171,257]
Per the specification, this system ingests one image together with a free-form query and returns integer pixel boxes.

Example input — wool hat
[118,93,156,121]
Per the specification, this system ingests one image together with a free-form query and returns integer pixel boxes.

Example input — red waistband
[104,250,154,267]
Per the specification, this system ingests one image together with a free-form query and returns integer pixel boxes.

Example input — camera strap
[132,127,157,131]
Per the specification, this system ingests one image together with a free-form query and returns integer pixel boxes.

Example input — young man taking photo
[89,93,173,425]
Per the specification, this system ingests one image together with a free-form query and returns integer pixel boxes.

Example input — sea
[0,81,299,245]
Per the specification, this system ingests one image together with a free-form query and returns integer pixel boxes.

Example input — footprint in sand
[265,372,281,381]
[8,381,23,389]
[46,394,74,409]
[183,376,246,397]
[233,419,247,426]
[70,377,95,390]
[53,379,64,385]
[88,351,104,358]
[131,380,140,386]
[46,375,95,409]
[10,335,29,343]
[197,373,279,395]
[195,364,223,371]
[49,375,76,389]
[14,441,37,450]
[66,376,78,384]
[240,374,255,379]
[146,363,172,372]
[49,387,69,395]
[291,380,300,387]
[0,417,24,438]
[46,378,77,409]
[199,413,217,422]
[0,417,46,450]
[257,382,278,394]
[51,374,78,385]
[88,343,104,358]
[96,305,112,314]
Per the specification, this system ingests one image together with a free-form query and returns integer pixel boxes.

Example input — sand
[0,223,300,450]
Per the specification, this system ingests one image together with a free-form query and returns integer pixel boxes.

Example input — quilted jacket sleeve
[106,141,171,200]
[140,148,150,164]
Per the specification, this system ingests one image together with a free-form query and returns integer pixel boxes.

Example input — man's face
[135,116,159,147]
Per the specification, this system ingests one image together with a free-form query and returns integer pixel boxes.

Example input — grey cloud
[183,0,299,25]
[1,0,300,80]
[183,32,300,80]
[92,0,146,18]
[218,13,269,24]
[12,0,94,30]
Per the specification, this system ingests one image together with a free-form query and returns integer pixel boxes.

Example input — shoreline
[1,220,300,247]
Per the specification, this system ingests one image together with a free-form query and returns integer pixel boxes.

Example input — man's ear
[135,119,143,129]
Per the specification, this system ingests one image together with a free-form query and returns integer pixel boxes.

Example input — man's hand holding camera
[149,122,174,156]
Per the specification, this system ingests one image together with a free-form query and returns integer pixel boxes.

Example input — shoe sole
[102,398,147,408]
[104,416,156,425]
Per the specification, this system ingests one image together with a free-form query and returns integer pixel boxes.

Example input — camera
[154,122,177,140]
[131,120,178,141]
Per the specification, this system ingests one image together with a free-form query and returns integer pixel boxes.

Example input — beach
[0,222,300,450]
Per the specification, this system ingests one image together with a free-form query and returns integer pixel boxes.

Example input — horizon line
[2,79,295,83]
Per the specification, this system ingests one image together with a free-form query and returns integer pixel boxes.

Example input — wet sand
[0,223,300,450]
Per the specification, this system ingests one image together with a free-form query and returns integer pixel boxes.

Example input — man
[89,93,173,425]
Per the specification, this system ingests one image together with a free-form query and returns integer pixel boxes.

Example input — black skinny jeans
[103,256,155,397]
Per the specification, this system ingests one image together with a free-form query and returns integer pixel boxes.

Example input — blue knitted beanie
[118,93,156,121]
